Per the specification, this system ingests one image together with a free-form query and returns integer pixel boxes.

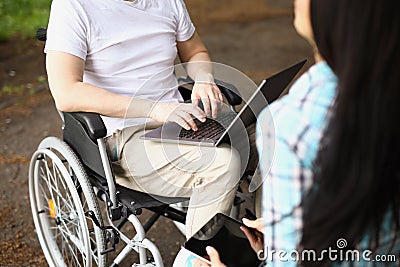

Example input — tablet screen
[184,213,262,267]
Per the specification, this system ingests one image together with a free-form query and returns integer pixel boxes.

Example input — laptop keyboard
[179,112,236,141]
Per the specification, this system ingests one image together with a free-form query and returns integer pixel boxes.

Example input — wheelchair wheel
[29,137,107,267]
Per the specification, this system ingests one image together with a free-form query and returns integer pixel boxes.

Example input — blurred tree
[0,0,51,41]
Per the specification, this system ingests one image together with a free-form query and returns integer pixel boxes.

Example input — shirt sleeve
[256,63,337,266]
[44,0,88,60]
[257,108,304,266]
[174,0,196,41]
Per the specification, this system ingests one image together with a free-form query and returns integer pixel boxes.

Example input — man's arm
[177,32,210,64]
[177,32,223,118]
[46,50,205,130]
[46,51,151,118]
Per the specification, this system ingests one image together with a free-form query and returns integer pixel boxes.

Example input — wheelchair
[28,37,255,265]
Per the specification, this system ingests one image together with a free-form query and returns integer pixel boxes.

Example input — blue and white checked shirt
[256,61,400,266]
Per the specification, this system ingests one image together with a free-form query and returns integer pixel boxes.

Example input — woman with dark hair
[301,0,400,265]
[202,0,400,266]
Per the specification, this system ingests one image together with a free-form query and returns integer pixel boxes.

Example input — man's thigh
[113,123,241,198]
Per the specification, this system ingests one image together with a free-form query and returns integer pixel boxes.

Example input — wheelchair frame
[29,76,254,266]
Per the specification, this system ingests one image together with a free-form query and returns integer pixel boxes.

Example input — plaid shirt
[257,62,400,267]
[256,61,337,266]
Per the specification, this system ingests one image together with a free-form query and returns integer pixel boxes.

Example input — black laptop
[140,60,306,146]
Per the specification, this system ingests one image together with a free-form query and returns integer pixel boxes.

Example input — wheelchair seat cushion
[116,184,189,211]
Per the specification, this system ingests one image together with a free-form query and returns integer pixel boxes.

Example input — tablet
[182,213,262,267]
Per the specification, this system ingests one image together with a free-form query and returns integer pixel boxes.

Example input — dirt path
[0,6,312,267]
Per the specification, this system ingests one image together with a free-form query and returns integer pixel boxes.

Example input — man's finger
[191,96,200,107]
[213,84,224,103]
[210,98,219,119]
[179,112,198,131]
[211,84,223,115]
[170,114,190,130]
[201,96,211,116]
[182,104,206,122]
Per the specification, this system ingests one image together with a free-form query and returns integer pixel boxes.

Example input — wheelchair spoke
[40,159,73,215]
[52,160,73,211]
[39,153,79,218]
[51,173,76,215]
[40,176,75,220]
[61,227,86,267]
[38,178,52,206]
[61,234,82,267]
[53,225,85,264]
[50,197,88,267]
[40,161,58,210]
[52,159,64,215]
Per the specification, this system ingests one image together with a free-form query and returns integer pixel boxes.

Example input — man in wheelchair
[29,0,258,266]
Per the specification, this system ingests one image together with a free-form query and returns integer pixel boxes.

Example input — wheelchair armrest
[178,76,242,106]
[65,112,107,140]
[215,79,242,106]
[63,112,107,178]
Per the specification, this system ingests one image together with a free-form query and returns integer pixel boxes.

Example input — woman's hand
[190,218,264,267]
[149,102,206,131]
[192,246,227,267]
[241,218,264,254]
[206,246,227,267]
[242,218,264,232]
[191,81,223,119]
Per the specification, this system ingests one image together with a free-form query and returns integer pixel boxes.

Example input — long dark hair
[301,0,400,265]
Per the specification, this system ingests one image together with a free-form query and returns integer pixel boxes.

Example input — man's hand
[191,81,223,119]
[149,102,206,131]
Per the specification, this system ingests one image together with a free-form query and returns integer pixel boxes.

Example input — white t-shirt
[45,0,196,136]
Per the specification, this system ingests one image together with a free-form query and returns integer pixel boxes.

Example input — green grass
[0,0,52,41]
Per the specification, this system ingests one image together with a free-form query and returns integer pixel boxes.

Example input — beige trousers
[108,122,257,238]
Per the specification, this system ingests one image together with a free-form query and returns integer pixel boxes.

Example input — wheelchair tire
[29,136,107,267]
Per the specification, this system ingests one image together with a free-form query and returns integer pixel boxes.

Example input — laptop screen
[218,59,307,143]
